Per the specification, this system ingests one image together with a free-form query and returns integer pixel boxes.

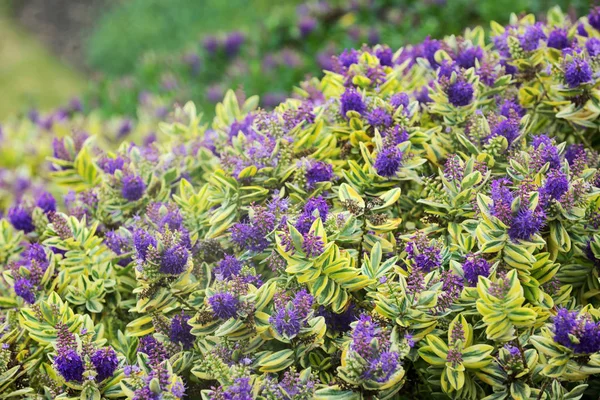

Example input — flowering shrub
[4,5,600,400]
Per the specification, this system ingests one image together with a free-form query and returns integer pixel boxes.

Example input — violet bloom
[208,292,239,319]
[223,377,253,400]
[375,46,394,67]
[338,49,359,68]
[105,230,132,266]
[390,93,410,110]
[160,244,189,274]
[14,277,35,303]
[224,31,245,57]
[305,161,333,189]
[541,170,569,202]
[54,349,85,382]
[553,308,600,354]
[121,175,146,201]
[317,304,357,333]
[298,17,317,37]
[491,118,520,146]
[36,191,56,214]
[507,208,546,241]
[91,347,118,381]
[422,36,441,68]
[520,23,546,51]
[587,37,600,57]
[547,29,570,50]
[447,81,474,107]
[295,196,329,234]
[374,147,403,177]
[203,35,220,54]
[456,46,483,69]
[214,254,242,280]
[462,254,490,286]
[8,205,34,233]
[133,229,157,262]
[340,88,366,117]
[564,58,593,87]
[366,108,392,128]
[302,232,323,257]
[170,312,195,350]
[270,289,314,338]
[99,156,125,174]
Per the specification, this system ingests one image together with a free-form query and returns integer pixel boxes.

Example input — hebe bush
[4,5,600,400]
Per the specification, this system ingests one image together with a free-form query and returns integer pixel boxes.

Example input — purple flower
[520,23,546,51]
[492,118,520,145]
[302,233,323,257]
[305,161,333,189]
[350,315,399,382]
[106,231,132,266]
[456,46,483,69]
[422,36,441,68]
[542,170,569,202]
[36,192,56,214]
[564,58,593,87]
[54,349,85,382]
[271,306,302,338]
[565,144,585,166]
[390,93,410,110]
[374,147,403,177]
[215,255,242,280]
[209,293,239,319]
[203,35,220,54]
[590,8,600,32]
[160,244,189,275]
[375,46,394,67]
[587,37,600,57]
[499,99,525,118]
[298,17,317,37]
[553,308,600,354]
[100,157,125,174]
[170,312,195,350]
[138,336,167,366]
[462,254,490,286]
[366,108,392,128]
[91,347,118,381]
[8,205,34,233]
[447,81,474,107]
[295,196,329,234]
[224,32,245,57]
[133,229,157,262]
[223,377,253,400]
[508,208,546,241]
[231,223,270,252]
[121,175,146,201]
[338,49,359,68]
[14,277,35,303]
[547,29,570,50]
[340,89,366,117]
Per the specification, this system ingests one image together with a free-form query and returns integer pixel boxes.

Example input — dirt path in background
[12,0,118,71]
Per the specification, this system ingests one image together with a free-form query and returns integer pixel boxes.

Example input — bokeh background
[0,0,591,119]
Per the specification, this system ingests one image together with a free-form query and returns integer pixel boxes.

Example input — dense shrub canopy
[4,5,600,400]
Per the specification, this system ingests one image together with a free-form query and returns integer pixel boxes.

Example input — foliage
[3,5,600,400]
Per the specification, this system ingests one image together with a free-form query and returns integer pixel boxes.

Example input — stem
[513,335,532,384]
[174,294,200,313]
[536,379,549,400]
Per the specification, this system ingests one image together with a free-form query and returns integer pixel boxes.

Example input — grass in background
[0,8,85,118]
[86,0,302,75]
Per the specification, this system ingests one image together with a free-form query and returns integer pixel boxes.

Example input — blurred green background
[0,0,591,119]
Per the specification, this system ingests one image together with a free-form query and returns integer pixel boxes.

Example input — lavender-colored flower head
[295,196,329,234]
[203,35,220,54]
[589,7,600,32]
[564,58,593,87]
[100,156,125,174]
[302,232,323,257]
[499,98,525,118]
[317,304,357,333]
[14,277,35,303]
[508,208,546,241]
[520,23,546,51]
[223,377,253,400]
[340,89,365,117]
[208,292,239,319]
[160,244,189,275]
[8,205,34,233]
[553,308,600,354]
[492,117,520,145]
[54,349,85,382]
[366,108,392,128]
[456,46,483,69]
[224,31,245,57]
[542,170,569,202]
[91,347,118,381]
[490,178,514,224]
[374,147,403,177]
[215,254,242,280]
[462,254,490,286]
[298,17,317,37]
[121,175,146,201]
[36,191,56,214]
[447,81,474,107]
[338,49,359,69]
[170,312,195,350]
[138,336,168,366]
[547,29,570,50]
[422,36,441,68]
[305,161,333,189]
[133,229,157,262]
[390,92,410,110]
[587,37,600,57]
[375,46,394,67]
